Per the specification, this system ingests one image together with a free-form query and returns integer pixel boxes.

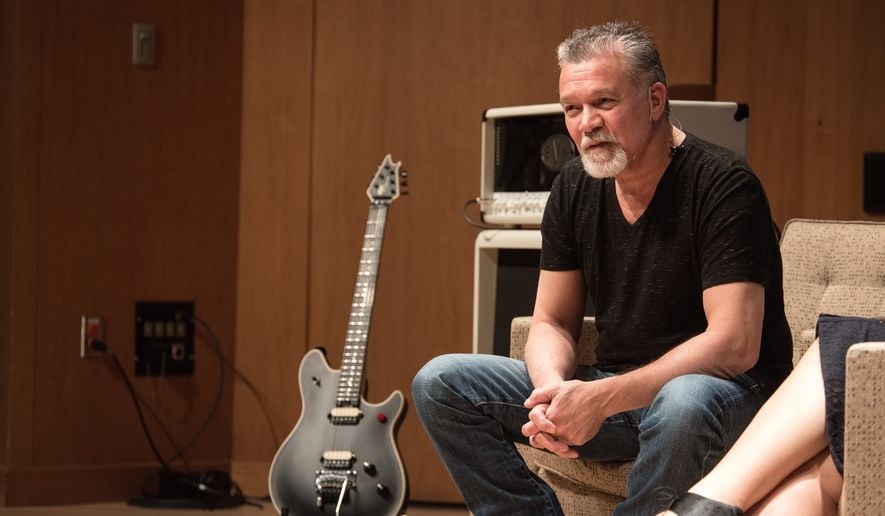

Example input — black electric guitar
[269,155,408,516]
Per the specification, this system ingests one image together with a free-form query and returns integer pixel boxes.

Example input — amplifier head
[480,103,570,226]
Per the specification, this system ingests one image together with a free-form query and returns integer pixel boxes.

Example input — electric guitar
[269,155,409,516]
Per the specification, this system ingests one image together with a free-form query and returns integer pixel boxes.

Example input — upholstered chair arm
[841,341,885,515]
[510,316,600,366]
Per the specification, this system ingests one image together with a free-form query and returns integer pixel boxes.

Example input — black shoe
[668,492,744,515]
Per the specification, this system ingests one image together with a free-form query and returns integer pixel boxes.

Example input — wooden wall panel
[307,0,713,502]
[2,0,243,504]
[0,0,24,474]
[232,0,314,496]
[2,0,45,480]
[717,0,885,226]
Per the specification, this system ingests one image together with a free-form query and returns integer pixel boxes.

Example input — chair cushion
[516,443,631,498]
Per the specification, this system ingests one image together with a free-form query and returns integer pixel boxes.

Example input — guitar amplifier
[478,100,750,226]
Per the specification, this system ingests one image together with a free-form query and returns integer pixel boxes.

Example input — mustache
[581,131,618,151]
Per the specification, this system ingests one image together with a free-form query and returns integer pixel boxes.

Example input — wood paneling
[0,0,18,473]
[717,0,885,226]
[232,0,314,496]
[2,0,243,503]
[3,0,44,475]
[306,0,713,502]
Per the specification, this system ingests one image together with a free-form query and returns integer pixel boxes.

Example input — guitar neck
[336,202,389,407]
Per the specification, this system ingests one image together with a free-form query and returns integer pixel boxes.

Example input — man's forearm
[598,328,760,415]
[524,320,579,388]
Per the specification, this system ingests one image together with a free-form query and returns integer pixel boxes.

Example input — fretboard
[336,202,388,407]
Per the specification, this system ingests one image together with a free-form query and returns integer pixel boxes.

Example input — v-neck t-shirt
[540,133,792,395]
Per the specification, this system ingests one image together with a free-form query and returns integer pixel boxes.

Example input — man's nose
[577,107,603,134]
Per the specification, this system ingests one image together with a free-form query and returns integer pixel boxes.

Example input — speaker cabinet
[473,230,594,356]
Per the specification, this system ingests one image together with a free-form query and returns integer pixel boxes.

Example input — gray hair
[556,21,668,91]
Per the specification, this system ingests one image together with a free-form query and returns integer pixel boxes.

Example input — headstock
[366,154,408,203]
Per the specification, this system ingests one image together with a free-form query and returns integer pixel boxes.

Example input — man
[412,21,792,515]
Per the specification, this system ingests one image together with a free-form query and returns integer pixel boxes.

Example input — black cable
[100,314,265,508]
[162,310,225,465]
[462,198,518,229]
[94,340,172,472]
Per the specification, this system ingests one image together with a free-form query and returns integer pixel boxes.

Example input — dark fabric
[540,133,792,396]
[816,314,885,474]
[668,492,744,515]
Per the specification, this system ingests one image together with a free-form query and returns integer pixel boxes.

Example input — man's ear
[648,82,667,121]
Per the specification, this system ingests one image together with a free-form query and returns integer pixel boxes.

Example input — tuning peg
[400,170,409,178]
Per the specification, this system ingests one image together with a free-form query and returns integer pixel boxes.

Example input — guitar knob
[363,461,376,475]
[376,483,390,496]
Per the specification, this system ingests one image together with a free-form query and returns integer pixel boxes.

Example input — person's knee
[643,375,726,435]
[411,354,464,406]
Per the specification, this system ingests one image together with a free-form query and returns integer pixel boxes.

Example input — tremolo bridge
[315,451,357,512]
[314,450,391,513]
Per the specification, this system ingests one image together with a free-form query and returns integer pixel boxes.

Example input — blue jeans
[412,353,764,515]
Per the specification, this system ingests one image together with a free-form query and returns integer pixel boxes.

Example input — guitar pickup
[329,406,363,424]
[322,450,356,469]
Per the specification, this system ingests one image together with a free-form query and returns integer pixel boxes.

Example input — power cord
[92,339,172,472]
[92,315,257,509]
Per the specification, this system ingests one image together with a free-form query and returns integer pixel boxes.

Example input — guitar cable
[462,198,518,229]
[92,316,260,509]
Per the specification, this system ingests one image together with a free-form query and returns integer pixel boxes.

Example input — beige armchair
[510,219,885,515]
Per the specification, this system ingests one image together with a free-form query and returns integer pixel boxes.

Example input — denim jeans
[412,353,764,516]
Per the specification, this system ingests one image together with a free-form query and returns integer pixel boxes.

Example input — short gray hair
[556,21,668,91]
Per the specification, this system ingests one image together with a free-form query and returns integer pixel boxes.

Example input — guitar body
[269,348,408,515]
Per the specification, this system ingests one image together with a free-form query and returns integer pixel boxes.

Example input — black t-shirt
[540,133,792,395]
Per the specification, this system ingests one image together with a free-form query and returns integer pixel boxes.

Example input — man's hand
[521,399,579,458]
[522,379,614,457]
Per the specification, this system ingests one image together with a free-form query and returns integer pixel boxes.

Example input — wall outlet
[134,301,195,376]
[80,316,106,358]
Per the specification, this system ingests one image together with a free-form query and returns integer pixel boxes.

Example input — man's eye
[597,98,614,107]
[564,105,580,115]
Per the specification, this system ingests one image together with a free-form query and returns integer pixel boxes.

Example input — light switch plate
[132,22,157,67]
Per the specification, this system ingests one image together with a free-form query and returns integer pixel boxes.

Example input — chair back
[780,219,885,363]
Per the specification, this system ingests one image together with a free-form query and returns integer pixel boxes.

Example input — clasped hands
[521,379,609,459]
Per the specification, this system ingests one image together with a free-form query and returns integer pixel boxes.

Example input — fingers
[524,385,555,409]
[528,432,579,459]
[526,403,556,434]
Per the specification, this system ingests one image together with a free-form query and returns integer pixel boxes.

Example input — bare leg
[747,448,841,516]
[665,338,831,511]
